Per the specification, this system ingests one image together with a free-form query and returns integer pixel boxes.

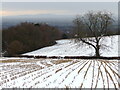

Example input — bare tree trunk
[95,48,100,57]
[95,43,100,57]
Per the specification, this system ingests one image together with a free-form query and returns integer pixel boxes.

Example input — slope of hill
[2,22,61,56]
[24,35,119,57]
[1,35,119,88]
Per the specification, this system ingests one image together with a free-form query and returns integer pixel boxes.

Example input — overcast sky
[1,2,118,16]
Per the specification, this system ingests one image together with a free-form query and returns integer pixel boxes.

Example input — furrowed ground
[0,58,119,88]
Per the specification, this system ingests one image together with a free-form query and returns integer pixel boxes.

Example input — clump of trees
[2,22,61,56]
[73,11,114,57]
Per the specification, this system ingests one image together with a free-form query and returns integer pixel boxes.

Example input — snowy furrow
[0,58,119,88]
[1,60,73,88]
[40,61,87,88]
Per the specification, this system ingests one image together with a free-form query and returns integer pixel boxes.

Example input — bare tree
[73,11,113,57]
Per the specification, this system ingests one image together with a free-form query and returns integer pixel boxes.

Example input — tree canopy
[73,11,114,57]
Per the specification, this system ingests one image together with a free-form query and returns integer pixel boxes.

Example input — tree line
[2,22,62,56]
[2,11,118,57]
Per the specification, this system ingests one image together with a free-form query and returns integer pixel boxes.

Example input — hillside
[24,35,118,57]
[1,35,119,88]
[2,22,61,56]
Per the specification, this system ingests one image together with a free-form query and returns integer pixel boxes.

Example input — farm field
[24,35,118,57]
[0,57,119,88]
[1,2,119,89]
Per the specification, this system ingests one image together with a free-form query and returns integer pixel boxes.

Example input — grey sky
[2,2,118,16]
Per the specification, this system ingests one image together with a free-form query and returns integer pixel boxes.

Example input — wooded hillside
[2,22,61,56]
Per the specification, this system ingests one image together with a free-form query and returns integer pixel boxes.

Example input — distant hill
[2,14,74,29]
[2,14,118,34]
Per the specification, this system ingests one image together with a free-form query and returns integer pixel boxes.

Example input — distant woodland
[2,22,62,56]
[2,17,119,57]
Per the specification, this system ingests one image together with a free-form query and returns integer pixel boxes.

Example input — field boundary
[3,55,120,60]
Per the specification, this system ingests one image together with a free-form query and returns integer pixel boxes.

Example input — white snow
[0,35,119,88]
[0,58,119,88]
[24,35,119,57]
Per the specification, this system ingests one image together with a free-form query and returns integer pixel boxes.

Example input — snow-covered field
[1,35,119,88]
[24,35,119,57]
[0,58,119,88]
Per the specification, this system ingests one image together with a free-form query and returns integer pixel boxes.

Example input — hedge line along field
[0,57,119,89]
